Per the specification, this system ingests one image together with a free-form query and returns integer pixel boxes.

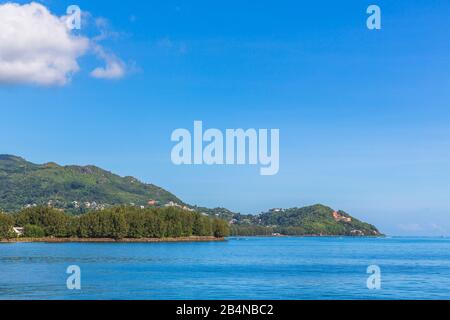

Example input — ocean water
[0,237,449,300]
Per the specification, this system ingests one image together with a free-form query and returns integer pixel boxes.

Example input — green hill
[0,155,382,236]
[230,205,382,236]
[0,155,182,213]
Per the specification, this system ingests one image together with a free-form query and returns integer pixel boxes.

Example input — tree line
[230,225,308,236]
[0,206,229,240]
[230,225,364,236]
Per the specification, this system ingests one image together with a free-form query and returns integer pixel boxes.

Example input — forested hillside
[0,155,181,212]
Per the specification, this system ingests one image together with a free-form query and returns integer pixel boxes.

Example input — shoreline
[0,236,225,244]
[229,234,385,238]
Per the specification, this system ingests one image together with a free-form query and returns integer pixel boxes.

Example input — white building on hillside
[13,227,24,236]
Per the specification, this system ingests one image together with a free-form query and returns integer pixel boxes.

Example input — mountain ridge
[0,155,382,236]
[0,154,183,212]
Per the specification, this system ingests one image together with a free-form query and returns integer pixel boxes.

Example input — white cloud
[0,2,127,86]
[90,45,126,80]
[0,2,89,86]
[92,17,125,42]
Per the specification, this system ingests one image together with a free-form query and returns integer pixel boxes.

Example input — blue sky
[1,0,449,235]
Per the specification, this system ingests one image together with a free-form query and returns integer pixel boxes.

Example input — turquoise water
[1,237,449,300]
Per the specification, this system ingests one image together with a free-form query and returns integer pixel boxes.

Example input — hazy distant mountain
[0,155,182,212]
